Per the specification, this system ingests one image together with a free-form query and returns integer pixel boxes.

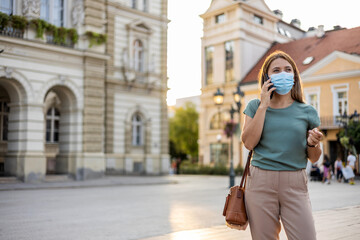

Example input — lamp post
[216,134,222,165]
[213,83,244,188]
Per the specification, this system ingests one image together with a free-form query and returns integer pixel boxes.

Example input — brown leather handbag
[222,150,253,230]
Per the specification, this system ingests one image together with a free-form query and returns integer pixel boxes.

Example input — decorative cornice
[107,1,170,23]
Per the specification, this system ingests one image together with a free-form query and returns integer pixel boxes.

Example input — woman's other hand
[307,128,323,147]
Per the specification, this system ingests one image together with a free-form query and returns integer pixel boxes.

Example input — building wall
[238,53,360,167]
[199,0,290,167]
[104,0,169,174]
[0,0,169,181]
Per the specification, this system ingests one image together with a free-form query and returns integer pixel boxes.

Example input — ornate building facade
[0,0,169,182]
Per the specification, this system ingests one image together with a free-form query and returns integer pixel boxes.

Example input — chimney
[290,19,301,28]
[316,25,325,38]
[273,9,283,19]
[305,27,316,37]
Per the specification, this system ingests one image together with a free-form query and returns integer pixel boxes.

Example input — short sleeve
[243,99,260,118]
[307,105,321,129]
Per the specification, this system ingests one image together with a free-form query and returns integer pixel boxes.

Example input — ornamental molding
[72,0,85,27]
[22,0,41,19]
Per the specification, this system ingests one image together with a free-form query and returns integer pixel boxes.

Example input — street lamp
[213,83,244,188]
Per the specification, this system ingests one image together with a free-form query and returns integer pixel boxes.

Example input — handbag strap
[239,150,253,188]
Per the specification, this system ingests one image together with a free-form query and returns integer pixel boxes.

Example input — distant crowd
[310,150,357,185]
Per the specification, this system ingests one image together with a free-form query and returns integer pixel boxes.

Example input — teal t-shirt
[243,99,320,171]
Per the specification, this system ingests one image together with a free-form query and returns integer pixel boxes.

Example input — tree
[338,120,360,155]
[169,102,199,161]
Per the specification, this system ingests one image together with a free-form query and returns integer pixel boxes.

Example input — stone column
[7,102,46,182]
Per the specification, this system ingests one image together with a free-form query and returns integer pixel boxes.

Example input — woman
[334,157,343,182]
[322,155,331,184]
[241,50,323,240]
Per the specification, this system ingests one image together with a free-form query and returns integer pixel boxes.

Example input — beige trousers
[245,166,316,240]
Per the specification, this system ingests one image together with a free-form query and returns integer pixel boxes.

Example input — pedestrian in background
[347,150,356,185]
[334,157,343,182]
[241,50,323,240]
[322,155,331,184]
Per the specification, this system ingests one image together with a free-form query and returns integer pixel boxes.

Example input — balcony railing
[45,34,75,48]
[0,27,24,39]
[319,116,341,129]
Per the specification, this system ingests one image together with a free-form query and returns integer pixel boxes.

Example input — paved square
[0,175,359,240]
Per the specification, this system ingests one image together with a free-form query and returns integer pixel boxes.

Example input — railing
[0,27,24,39]
[319,116,341,129]
[0,28,75,48]
[45,34,75,48]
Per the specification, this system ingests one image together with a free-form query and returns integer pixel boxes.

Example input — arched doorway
[43,86,80,177]
[0,75,29,179]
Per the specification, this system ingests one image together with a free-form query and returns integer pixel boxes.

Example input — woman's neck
[270,93,294,108]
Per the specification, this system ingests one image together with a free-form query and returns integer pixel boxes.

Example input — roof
[241,26,360,84]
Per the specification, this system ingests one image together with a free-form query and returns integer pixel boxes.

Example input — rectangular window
[337,91,347,115]
[254,15,263,25]
[215,13,225,24]
[46,119,51,142]
[0,0,13,15]
[0,101,9,141]
[210,143,229,164]
[132,0,137,9]
[2,115,8,141]
[225,41,234,82]
[53,0,64,27]
[40,0,50,22]
[205,46,214,85]
[143,0,147,12]
[308,94,319,112]
[40,0,64,27]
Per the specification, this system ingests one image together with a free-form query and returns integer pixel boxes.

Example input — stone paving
[0,175,359,240]
[141,206,360,240]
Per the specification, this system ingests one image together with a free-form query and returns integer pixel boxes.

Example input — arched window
[46,107,60,143]
[133,39,144,72]
[0,100,9,141]
[210,112,230,130]
[132,113,143,146]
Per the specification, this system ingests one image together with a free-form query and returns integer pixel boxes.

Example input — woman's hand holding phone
[259,75,276,109]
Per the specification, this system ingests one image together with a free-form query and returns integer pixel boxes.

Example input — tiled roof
[241,26,360,84]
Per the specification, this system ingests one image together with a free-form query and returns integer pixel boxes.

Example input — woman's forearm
[307,145,322,163]
[241,106,267,150]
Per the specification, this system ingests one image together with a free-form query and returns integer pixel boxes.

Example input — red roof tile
[241,26,360,84]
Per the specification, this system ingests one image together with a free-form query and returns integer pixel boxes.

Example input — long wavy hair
[258,50,304,103]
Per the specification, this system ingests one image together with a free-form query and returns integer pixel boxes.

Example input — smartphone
[265,73,274,99]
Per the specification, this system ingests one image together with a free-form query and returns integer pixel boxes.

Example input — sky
[166,0,359,106]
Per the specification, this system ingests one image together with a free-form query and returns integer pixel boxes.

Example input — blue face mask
[270,72,294,95]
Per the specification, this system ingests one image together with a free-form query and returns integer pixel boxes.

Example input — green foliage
[338,120,360,154]
[169,102,199,161]
[85,31,107,47]
[179,160,244,176]
[29,18,78,45]
[0,12,9,30]
[57,27,67,44]
[67,28,78,44]
[10,15,28,31]
[30,19,48,38]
